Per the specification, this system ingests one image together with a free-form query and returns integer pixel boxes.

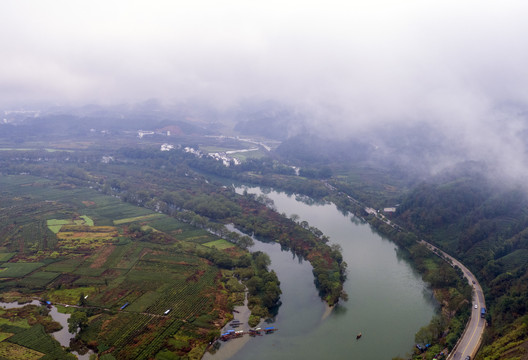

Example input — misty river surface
[206,186,437,360]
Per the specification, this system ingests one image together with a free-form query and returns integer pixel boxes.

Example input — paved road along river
[420,242,486,360]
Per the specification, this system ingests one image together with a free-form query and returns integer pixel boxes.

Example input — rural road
[421,241,486,360]
[364,206,486,359]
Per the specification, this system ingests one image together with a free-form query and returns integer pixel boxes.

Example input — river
[0,300,92,359]
[205,186,437,360]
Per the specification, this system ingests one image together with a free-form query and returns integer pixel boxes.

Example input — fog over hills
[2,0,528,184]
[3,3,528,358]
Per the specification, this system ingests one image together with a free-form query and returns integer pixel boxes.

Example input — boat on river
[264,326,277,334]
[249,328,262,336]
[356,332,362,339]
[220,327,279,341]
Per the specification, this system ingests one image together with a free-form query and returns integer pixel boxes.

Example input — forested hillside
[392,163,528,358]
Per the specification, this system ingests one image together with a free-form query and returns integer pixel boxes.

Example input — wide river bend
[206,186,437,360]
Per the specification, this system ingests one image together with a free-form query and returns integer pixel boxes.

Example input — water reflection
[210,186,439,360]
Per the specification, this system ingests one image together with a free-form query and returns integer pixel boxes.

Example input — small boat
[356,332,362,340]
[264,326,277,334]
[249,328,262,336]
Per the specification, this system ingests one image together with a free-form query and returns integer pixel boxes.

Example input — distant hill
[0,103,216,141]
[232,100,306,140]
[274,133,373,165]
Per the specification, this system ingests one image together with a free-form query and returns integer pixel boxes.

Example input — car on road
[465,356,471,360]
[475,304,478,309]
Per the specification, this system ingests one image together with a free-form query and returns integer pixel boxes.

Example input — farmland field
[0,332,12,342]
[0,342,44,360]
[0,263,45,278]
[203,239,235,249]
[113,213,165,225]
[0,174,247,359]
[17,271,60,288]
[0,253,15,262]
[7,324,73,359]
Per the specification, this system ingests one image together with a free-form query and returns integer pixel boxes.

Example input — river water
[206,186,437,360]
[0,300,91,359]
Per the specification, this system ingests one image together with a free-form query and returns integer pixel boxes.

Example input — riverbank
[0,298,93,359]
[203,294,252,360]
[207,186,437,360]
[366,214,472,356]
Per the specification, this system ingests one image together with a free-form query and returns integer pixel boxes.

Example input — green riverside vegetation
[1,127,526,359]
[0,143,345,358]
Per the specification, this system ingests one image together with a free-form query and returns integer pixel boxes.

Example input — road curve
[364,206,486,358]
[338,193,486,359]
[420,241,486,360]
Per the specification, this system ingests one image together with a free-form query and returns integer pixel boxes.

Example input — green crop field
[113,244,144,270]
[0,332,13,342]
[0,263,45,278]
[102,243,135,268]
[72,266,107,277]
[125,291,161,312]
[0,317,30,330]
[0,342,44,360]
[43,257,82,272]
[47,219,71,226]
[0,174,251,359]
[80,215,94,226]
[8,324,72,359]
[180,229,217,244]
[89,200,153,225]
[47,286,98,304]
[0,253,15,262]
[113,213,165,225]
[231,149,266,161]
[140,216,185,232]
[47,216,95,233]
[203,239,235,249]
[17,271,60,288]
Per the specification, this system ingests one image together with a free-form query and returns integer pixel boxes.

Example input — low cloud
[2,0,528,181]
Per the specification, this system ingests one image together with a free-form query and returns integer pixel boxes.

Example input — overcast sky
[2,1,528,180]
[2,1,528,148]
[1,0,526,109]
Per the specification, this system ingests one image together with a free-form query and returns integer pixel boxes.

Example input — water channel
[0,300,92,359]
[206,186,437,360]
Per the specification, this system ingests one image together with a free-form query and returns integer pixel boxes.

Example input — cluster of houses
[138,130,172,138]
[182,146,244,167]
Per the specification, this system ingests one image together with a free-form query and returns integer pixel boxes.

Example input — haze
[2,0,528,181]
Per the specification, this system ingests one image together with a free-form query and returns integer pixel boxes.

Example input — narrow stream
[0,300,92,359]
